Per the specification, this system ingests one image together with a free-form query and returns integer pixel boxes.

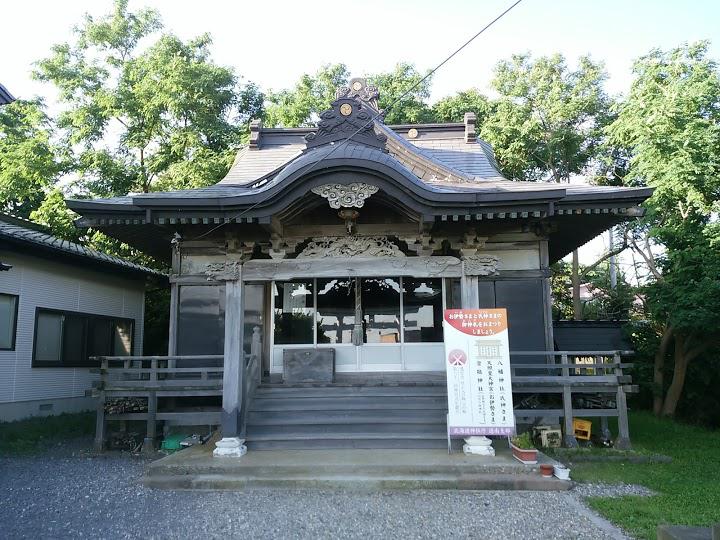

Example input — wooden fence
[90,345,634,451]
[90,328,262,452]
[508,350,634,448]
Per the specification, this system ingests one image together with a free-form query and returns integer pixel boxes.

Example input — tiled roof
[216,121,507,187]
[219,144,304,185]
[0,83,14,105]
[0,213,162,277]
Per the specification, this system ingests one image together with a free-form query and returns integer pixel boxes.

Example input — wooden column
[614,352,632,450]
[221,277,245,437]
[213,263,247,457]
[168,237,181,359]
[561,353,579,448]
[460,275,480,309]
[94,357,108,452]
[142,358,158,453]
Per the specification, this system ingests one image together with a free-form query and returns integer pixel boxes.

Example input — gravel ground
[574,482,656,498]
[0,438,632,540]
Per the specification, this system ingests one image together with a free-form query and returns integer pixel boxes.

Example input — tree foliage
[0,99,66,217]
[432,89,492,124]
[482,53,611,182]
[33,0,261,195]
[608,41,720,417]
[264,64,349,128]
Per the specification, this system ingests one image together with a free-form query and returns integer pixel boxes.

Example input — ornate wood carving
[243,256,463,280]
[297,236,405,259]
[311,182,379,209]
[463,254,501,276]
[336,78,380,111]
[305,98,387,151]
[249,119,262,150]
[205,261,243,281]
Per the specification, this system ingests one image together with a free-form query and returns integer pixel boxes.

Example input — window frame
[31,307,135,368]
[0,293,19,351]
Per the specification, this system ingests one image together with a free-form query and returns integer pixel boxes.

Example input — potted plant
[509,432,538,465]
[553,465,571,480]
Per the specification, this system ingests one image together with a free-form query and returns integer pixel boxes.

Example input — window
[273,280,314,344]
[317,278,356,344]
[362,278,401,344]
[0,293,18,350]
[403,278,444,343]
[32,308,134,367]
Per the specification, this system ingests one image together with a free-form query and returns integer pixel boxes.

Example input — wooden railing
[509,350,634,448]
[91,328,263,452]
[90,345,633,451]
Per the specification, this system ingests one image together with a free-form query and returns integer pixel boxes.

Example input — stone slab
[283,348,335,384]
[144,439,571,491]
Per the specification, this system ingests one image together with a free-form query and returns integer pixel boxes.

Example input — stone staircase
[245,384,453,450]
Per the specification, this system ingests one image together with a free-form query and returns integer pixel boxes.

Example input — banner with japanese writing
[443,308,515,437]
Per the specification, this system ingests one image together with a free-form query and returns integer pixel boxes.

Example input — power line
[192,0,525,241]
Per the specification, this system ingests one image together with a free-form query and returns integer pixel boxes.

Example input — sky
[3,0,719,105]
[1,0,719,267]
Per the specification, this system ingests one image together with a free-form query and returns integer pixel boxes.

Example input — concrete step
[247,423,447,439]
[254,386,447,398]
[246,438,450,450]
[145,473,571,491]
[249,396,449,412]
[143,446,571,491]
[247,409,447,425]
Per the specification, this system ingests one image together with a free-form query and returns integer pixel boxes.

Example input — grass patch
[0,412,94,455]
[570,411,720,539]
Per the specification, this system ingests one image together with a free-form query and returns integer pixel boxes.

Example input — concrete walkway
[145,440,571,491]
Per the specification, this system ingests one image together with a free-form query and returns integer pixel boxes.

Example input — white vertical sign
[443,308,515,437]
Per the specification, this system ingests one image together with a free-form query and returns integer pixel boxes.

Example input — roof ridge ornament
[336,78,380,111]
[305,97,387,151]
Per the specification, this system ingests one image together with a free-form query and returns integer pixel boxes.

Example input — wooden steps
[245,384,451,450]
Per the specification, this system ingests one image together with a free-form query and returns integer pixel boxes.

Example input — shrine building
[68,78,651,454]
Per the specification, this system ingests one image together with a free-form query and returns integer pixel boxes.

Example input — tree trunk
[571,249,582,320]
[661,333,689,417]
[653,324,673,416]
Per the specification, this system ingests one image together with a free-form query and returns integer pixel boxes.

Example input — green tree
[264,64,350,128]
[370,63,433,124]
[0,99,66,217]
[482,53,613,320]
[607,41,720,417]
[264,62,434,128]
[481,53,611,181]
[34,0,261,195]
[432,88,492,124]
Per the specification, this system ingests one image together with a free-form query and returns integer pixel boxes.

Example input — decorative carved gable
[336,78,380,111]
[311,182,379,209]
[305,97,387,151]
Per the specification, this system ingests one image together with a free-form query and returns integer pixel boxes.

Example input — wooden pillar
[168,283,179,357]
[539,239,554,363]
[168,238,181,359]
[94,390,106,452]
[142,358,158,454]
[460,274,479,309]
[562,353,579,448]
[94,357,108,452]
[214,268,247,457]
[614,352,632,450]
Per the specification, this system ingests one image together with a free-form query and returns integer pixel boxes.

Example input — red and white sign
[443,309,515,437]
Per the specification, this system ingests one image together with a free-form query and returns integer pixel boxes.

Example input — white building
[0,214,161,421]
